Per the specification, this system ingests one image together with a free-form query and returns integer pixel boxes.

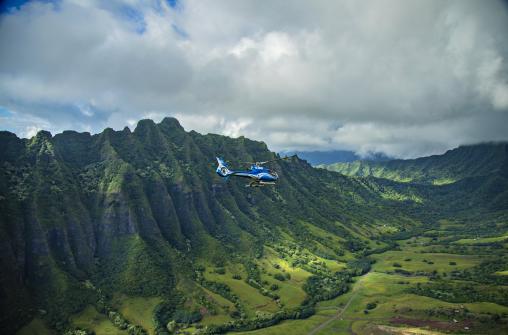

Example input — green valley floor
[17,221,508,335]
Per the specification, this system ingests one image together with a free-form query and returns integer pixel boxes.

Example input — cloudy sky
[1,0,508,158]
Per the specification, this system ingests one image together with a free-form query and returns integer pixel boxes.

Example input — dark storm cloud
[0,0,507,157]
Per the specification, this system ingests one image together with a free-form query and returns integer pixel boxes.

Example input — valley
[35,222,506,335]
[2,1,508,334]
[1,118,507,335]
[235,222,508,335]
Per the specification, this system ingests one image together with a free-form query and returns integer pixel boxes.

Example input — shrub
[127,325,146,335]
[366,302,377,310]
[394,269,412,276]
[393,263,402,268]
[172,310,202,324]
[274,273,286,281]
[64,330,90,335]
[166,320,176,333]
[449,262,457,266]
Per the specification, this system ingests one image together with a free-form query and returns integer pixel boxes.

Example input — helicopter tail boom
[216,157,233,177]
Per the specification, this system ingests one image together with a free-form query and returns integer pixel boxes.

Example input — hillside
[1,118,507,335]
[318,143,508,185]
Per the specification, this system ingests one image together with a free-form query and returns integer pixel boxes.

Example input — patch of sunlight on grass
[453,233,508,245]
[231,314,330,335]
[112,295,162,335]
[71,305,128,335]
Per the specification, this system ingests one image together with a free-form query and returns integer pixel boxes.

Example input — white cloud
[24,125,43,138]
[1,0,508,157]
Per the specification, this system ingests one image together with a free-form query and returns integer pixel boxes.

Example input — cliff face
[1,118,506,334]
[0,118,389,332]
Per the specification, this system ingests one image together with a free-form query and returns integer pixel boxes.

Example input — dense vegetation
[1,118,507,335]
[319,142,508,185]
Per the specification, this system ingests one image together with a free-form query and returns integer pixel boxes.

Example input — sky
[1,0,508,158]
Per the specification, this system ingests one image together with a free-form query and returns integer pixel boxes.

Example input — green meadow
[370,250,482,274]
[111,295,162,335]
[222,227,507,335]
[18,224,508,335]
[70,306,128,335]
[453,233,508,245]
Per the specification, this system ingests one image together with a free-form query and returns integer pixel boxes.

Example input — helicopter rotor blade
[255,155,296,165]
[238,155,296,166]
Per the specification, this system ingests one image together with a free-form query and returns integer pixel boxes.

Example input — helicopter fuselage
[216,158,279,186]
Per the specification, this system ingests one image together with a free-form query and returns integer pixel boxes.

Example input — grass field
[202,246,321,315]
[309,270,508,335]
[370,250,481,274]
[201,286,236,309]
[204,264,279,315]
[70,305,128,335]
[111,295,162,335]
[199,287,235,326]
[232,311,335,335]
[262,247,314,282]
[63,229,507,335]
[30,224,507,335]
[453,233,508,245]
[225,227,506,335]
[259,271,306,308]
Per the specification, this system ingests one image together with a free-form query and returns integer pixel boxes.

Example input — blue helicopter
[216,155,293,187]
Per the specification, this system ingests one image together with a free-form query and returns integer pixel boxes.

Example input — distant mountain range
[318,142,508,185]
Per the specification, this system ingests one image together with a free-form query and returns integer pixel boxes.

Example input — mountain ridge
[1,118,507,335]
[0,118,418,334]
[318,142,508,185]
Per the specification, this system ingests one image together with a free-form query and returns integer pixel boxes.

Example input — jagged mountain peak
[159,116,184,131]
[1,118,507,335]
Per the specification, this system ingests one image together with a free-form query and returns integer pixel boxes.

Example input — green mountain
[318,143,508,185]
[1,118,507,335]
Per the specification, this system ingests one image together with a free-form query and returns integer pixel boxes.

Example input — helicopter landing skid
[246,181,276,187]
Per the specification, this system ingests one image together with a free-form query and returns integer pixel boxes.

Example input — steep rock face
[1,118,506,334]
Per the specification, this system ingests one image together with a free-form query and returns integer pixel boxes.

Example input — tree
[166,320,176,333]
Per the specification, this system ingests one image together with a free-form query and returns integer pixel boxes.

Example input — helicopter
[215,155,294,187]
